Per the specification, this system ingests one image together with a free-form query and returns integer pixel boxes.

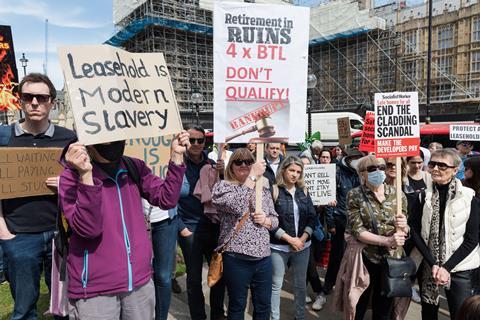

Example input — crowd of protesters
[2,73,480,320]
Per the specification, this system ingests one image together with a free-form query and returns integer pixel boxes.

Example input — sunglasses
[20,93,51,104]
[365,164,386,172]
[232,159,254,166]
[386,162,396,169]
[461,142,473,148]
[189,138,205,144]
[428,161,456,171]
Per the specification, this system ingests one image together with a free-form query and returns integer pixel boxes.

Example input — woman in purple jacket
[58,131,189,320]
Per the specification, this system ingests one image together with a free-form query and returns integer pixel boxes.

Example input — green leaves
[297,131,321,151]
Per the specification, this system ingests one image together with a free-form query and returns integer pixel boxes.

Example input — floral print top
[212,180,279,258]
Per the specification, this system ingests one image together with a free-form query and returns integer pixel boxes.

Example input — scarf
[421,179,457,305]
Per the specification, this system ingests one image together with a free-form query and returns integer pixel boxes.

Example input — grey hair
[311,140,323,150]
[431,148,462,168]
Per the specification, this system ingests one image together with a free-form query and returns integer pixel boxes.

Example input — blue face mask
[367,170,386,187]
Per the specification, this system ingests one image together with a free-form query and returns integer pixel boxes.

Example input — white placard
[449,124,480,141]
[213,2,310,143]
[374,92,420,158]
[303,164,336,206]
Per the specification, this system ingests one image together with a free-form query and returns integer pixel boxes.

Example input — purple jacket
[59,158,186,299]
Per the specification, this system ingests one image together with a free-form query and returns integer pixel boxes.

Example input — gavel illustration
[225,114,276,143]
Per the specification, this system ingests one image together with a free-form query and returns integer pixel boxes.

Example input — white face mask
[349,159,359,170]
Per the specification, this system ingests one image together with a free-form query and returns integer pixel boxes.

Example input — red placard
[359,111,375,152]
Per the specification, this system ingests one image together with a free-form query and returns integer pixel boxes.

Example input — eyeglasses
[189,138,205,144]
[428,161,456,171]
[365,164,386,172]
[20,93,51,104]
[386,162,396,169]
[232,159,254,166]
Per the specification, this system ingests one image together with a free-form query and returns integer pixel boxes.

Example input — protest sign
[0,25,20,113]
[0,148,63,200]
[449,124,480,141]
[303,164,336,205]
[124,135,172,178]
[213,2,310,143]
[374,92,420,158]
[58,45,182,145]
[337,117,352,145]
[359,111,375,152]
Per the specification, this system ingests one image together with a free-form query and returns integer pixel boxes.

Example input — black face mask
[93,140,126,162]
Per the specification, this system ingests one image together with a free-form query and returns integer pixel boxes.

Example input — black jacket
[263,154,285,186]
[270,186,316,245]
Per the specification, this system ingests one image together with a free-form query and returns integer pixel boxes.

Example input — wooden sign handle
[255,144,264,213]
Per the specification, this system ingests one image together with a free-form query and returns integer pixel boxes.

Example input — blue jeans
[223,253,272,320]
[1,231,55,320]
[178,223,225,320]
[151,216,179,320]
[271,248,310,320]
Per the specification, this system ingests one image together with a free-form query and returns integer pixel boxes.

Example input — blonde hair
[356,155,385,184]
[224,148,255,184]
[384,157,407,186]
[275,156,307,190]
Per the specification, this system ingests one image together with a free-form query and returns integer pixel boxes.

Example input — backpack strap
[0,125,12,146]
[122,156,145,198]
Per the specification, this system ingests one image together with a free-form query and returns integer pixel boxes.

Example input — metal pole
[307,90,312,137]
[196,103,200,125]
[426,0,433,124]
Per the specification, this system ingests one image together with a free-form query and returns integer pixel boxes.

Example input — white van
[309,112,364,146]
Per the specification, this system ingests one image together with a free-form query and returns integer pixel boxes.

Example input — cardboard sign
[0,148,63,200]
[337,117,352,145]
[449,124,480,141]
[213,2,310,143]
[58,45,182,145]
[359,111,375,152]
[124,135,173,179]
[303,164,336,206]
[374,92,420,158]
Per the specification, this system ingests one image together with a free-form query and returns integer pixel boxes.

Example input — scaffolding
[108,0,480,124]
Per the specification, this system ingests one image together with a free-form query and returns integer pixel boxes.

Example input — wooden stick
[395,156,403,258]
[255,143,264,213]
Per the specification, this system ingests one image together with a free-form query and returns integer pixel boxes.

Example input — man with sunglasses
[0,73,75,319]
[456,140,479,180]
[177,125,226,320]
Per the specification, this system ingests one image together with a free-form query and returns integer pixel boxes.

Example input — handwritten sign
[337,117,352,145]
[449,124,480,141]
[374,92,420,158]
[0,148,63,199]
[213,2,310,143]
[359,111,375,152]
[124,135,172,179]
[58,45,182,145]
[303,164,336,205]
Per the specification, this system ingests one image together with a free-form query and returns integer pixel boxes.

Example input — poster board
[374,92,420,158]
[337,117,352,145]
[359,111,375,152]
[58,45,182,145]
[0,148,63,199]
[213,2,310,143]
[124,136,172,179]
[303,164,336,205]
[0,25,20,113]
[449,124,480,141]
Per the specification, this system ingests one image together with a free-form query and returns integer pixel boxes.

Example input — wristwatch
[249,175,257,182]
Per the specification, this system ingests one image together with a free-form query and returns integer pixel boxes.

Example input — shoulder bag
[361,190,416,298]
[207,211,250,287]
